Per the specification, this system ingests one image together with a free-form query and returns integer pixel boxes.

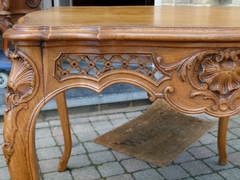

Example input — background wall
[162,0,240,6]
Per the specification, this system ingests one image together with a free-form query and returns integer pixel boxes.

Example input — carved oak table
[2,6,240,180]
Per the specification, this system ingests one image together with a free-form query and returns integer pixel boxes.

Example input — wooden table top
[4,6,240,41]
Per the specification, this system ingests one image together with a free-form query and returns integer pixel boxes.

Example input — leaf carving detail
[158,49,240,112]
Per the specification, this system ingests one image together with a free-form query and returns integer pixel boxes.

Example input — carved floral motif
[157,49,240,113]
[199,50,240,95]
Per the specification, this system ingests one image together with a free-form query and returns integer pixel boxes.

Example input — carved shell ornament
[2,51,38,164]
[5,52,36,112]
[158,49,240,113]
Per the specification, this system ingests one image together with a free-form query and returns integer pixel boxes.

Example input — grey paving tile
[110,118,128,128]
[0,167,10,180]
[229,128,240,137]
[97,129,113,135]
[0,138,3,155]
[219,168,240,179]
[68,143,86,156]
[91,120,114,132]
[227,139,240,150]
[37,147,62,160]
[174,151,195,164]
[98,162,125,178]
[188,146,216,159]
[89,115,108,122]
[70,117,90,124]
[36,121,49,129]
[83,142,108,153]
[107,174,134,180]
[54,134,79,146]
[190,141,202,148]
[89,151,116,165]
[0,134,3,143]
[206,143,236,154]
[158,165,190,180]
[76,130,99,142]
[0,123,3,135]
[36,136,56,149]
[228,152,240,166]
[181,160,212,176]
[67,154,91,169]
[111,150,132,161]
[121,159,150,173]
[199,133,217,145]
[231,115,240,125]
[195,173,225,180]
[39,158,59,173]
[133,169,164,180]
[228,121,240,129]
[49,120,61,127]
[125,111,142,119]
[226,131,239,140]
[51,126,65,136]
[71,123,94,134]
[43,171,73,180]
[203,156,234,171]
[71,166,101,180]
[0,155,7,168]
[35,128,52,139]
[211,130,239,140]
[107,113,126,120]
[209,124,218,132]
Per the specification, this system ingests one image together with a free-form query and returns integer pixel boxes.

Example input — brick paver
[2,110,240,180]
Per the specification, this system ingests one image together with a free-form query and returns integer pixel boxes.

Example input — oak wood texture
[2,6,240,180]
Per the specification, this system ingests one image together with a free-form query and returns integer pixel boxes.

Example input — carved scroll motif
[2,51,38,164]
[26,0,42,8]
[157,49,240,114]
[54,54,163,82]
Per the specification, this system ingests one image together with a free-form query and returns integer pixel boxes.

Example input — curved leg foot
[218,116,229,165]
[56,92,72,172]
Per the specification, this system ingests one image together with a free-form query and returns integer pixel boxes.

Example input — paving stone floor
[1,109,240,180]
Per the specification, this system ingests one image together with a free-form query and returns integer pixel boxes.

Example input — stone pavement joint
[1,110,240,179]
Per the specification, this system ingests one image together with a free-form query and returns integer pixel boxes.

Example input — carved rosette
[2,51,38,164]
[26,0,42,8]
[157,49,240,116]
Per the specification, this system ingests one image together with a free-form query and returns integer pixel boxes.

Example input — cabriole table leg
[56,92,72,171]
[218,116,229,165]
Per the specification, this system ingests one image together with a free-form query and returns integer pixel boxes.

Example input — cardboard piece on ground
[94,99,216,167]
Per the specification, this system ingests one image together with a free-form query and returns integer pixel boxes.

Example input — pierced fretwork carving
[55,54,163,82]
[158,49,240,114]
[2,51,38,164]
